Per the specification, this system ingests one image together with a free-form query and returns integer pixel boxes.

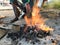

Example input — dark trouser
[12,1,26,18]
[10,1,26,23]
[10,0,34,23]
[12,4,20,18]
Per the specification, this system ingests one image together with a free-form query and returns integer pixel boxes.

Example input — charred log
[37,30,50,38]
[7,24,51,42]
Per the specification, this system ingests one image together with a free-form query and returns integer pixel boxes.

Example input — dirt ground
[0,9,60,45]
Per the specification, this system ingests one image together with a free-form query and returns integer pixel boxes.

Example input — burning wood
[7,24,51,41]
[24,0,54,32]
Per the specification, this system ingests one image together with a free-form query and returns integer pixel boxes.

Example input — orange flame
[24,0,53,32]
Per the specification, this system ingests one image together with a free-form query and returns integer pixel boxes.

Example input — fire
[32,5,44,26]
[24,0,53,32]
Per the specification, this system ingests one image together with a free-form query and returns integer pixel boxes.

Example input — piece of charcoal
[7,32,19,41]
[30,41,35,44]
[37,34,43,38]
[7,33,14,38]
[19,43,21,45]
[20,24,26,31]
[31,32,37,40]
[35,39,40,42]
[37,30,51,38]
[26,26,33,32]
[37,30,45,38]
[25,26,36,33]
[11,36,17,41]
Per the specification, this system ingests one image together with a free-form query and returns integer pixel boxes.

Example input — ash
[0,33,60,45]
[0,25,60,45]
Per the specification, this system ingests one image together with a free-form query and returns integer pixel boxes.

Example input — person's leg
[13,4,20,18]
[37,0,44,8]
[10,3,20,23]
[16,1,26,19]
[16,1,26,13]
